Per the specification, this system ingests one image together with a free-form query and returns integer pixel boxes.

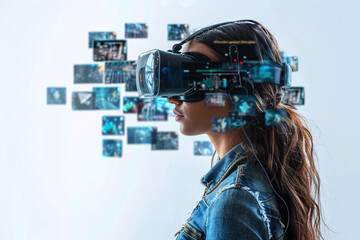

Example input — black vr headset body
[135,20,292,103]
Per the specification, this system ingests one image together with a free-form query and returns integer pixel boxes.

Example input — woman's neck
[207,128,245,159]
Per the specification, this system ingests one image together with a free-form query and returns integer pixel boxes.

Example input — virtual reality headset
[135,21,292,102]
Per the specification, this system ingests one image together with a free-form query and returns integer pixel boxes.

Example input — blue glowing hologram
[93,87,120,110]
[265,109,287,126]
[89,32,116,48]
[47,87,66,104]
[151,131,179,150]
[125,23,148,38]
[74,64,104,84]
[123,97,139,113]
[167,24,190,41]
[194,141,214,156]
[102,116,125,135]
[105,61,136,84]
[103,139,122,157]
[127,127,157,144]
[211,117,231,132]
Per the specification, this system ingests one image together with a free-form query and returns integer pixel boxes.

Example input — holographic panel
[74,64,104,84]
[194,141,214,156]
[151,132,178,150]
[167,24,189,41]
[93,87,120,110]
[127,127,157,144]
[47,87,66,104]
[103,139,122,157]
[125,23,148,38]
[102,116,125,135]
[89,32,116,48]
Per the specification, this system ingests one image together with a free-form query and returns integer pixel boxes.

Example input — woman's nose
[167,96,182,105]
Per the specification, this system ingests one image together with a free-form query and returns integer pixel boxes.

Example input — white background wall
[0,0,359,239]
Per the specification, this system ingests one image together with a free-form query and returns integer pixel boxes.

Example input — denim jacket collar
[201,143,245,190]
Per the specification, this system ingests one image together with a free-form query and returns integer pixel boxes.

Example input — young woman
[167,20,324,240]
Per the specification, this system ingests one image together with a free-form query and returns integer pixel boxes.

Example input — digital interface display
[125,23,148,38]
[127,127,157,144]
[93,87,121,110]
[283,87,305,105]
[93,40,127,61]
[265,109,287,126]
[105,61,136,84]
[74,64,104,84]
[123,97,139,113]
[102,116,125,135]
[151,132,178,150]
[47,87,66,104]
[168,24,189,41]
[103,139,122,157]
[89,32,116,48]
[211,117,231,132]
[72,92,96,110]
[194,141,214,156]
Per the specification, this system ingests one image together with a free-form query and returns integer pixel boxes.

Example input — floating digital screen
[74,64,104,84]
[151,131,178,150]
[137,98,168,121]
[205,93,227,107]
[93,40,127,61]
[123,97,139,113]
[194,141,214,156]
[288,56,298,72]
[89,32,116,48]
[231,94,257,116]
[265,109,287,126]
[72,92,96,110]
[211,117,231,132]
[125,23,148,38]
[102,116,125,135]
[47,87,66,104]
[127,127,157,144]
[93,87,120,110]
[167,24,189,41]
[283,87,305,106]
[105,61,136,84]
[103,139,122,157]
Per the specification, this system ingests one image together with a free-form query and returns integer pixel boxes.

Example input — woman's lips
[173,109,184,121]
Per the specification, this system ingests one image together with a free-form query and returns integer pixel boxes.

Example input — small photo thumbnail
[93,87,121,110]
[123,97,139,113]
[72,91,96,110]
[137,98,168,121]
[125,23,148,38]
[89,32,116,48]
[283,87,305,106]
[205,93,227,107]
[105,60,136,84]
[194,141,214,156]
[265,109,287,126]
[93,40,127,61]
[74,64,104,84]
[231,94,257,117]
[103,139,122,157]
[102,116,125,135]
[211,117,231,132]
[167,24,189,41]
[127,126,157,144]
[47,87,66,104]
[151,131,179,150]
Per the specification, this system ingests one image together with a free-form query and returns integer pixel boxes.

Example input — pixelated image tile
[103,139,122,157]
[125,23,148,38]
[102,116,125,135]
[194,141,214,156]
[47,87,66,104]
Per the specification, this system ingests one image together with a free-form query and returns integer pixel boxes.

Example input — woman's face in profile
[167,41,232,136]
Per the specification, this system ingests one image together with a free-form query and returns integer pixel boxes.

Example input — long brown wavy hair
[193,20,326,240]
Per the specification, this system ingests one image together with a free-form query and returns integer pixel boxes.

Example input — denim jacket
[175,143,286,240]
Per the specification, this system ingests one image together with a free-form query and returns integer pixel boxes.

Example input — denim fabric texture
[175,143,286,240]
